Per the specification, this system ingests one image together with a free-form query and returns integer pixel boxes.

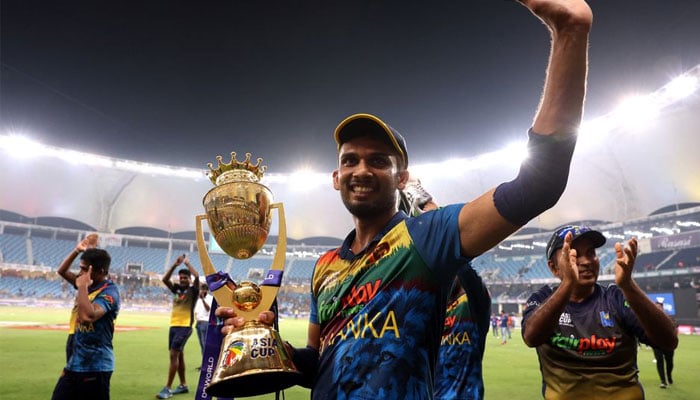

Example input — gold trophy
[195,152,300,397]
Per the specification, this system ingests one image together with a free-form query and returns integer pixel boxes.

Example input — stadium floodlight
[611,94,660,132]
[577,115,615,146]
[650,226,679,235]
[623,229,653,239]
[409,141,526,181]
[577,65,699,150]
[0,134,44,159]
[676,220,700,228]
[664,74,698,101]
[601,231,625,240]
[280,169,329,192]
[1,64,697,182]
[497,243,534,251]
[57,149,113,168]
[113,159,204,179]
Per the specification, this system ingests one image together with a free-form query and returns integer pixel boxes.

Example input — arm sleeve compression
[494,129,577,226]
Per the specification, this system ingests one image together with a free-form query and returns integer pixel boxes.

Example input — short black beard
[342,193,397,219]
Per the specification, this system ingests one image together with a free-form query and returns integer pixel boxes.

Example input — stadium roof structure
[1,67,699,241]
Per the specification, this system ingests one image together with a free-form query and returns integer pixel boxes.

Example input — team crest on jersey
[600,311,614,327]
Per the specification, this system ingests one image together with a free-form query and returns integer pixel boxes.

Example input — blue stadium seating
[0,233,29,264]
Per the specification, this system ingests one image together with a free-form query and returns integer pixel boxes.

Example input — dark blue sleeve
[521,285,553,329]
[308,285,319,324]
[607,285,650,345]
[458,264,491,334]
[493,130,577,226]
[406,203,468,284]
[94,283,120,314]
[458,263,491,358]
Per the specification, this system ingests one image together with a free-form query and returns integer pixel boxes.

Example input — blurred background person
[193,282,212,370]
[156,254,199,399]
[652,301,677,388]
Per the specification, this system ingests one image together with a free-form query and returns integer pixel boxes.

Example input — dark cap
[334,113,408,168]
[546,225,606,261]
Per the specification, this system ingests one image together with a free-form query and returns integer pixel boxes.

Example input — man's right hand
[557,231,580,285]
[76,233,99,252]
[76,266,93,289]
[215,307,276,334]
[519,0,593,33]
[174,254,186,265]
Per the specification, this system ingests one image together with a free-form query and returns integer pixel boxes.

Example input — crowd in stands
[2,205,700,317]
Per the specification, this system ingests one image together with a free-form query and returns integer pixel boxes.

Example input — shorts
[169,326,193,351]
[51,369,112,400]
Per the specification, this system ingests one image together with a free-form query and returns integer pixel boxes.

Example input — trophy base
[206,321,302,397]
[205,369,302,398]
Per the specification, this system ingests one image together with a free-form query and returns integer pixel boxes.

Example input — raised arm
[524,0,592,134]
[57,249,80,287]
[183,256,200,287]
[162,254,185,291]
[458,0,592,257]
[75,266,107,323]
[614,238,678,351]
[58,234,98,287]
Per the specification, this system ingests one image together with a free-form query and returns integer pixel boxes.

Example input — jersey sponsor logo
[318,279,384,322]
[550,332,617,355]
[341,280,381,309]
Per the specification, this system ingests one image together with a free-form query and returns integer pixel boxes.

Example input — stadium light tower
[1,64,698,181]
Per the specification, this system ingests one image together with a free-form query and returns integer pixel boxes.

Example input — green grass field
[1,306,697,400]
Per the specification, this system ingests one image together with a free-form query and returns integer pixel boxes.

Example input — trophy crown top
[206,152,267,185]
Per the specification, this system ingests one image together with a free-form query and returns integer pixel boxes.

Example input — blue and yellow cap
[334,113,408,169]
[546,225,606,261]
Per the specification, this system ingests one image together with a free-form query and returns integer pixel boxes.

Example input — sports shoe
[172,385,189,395]
[156,387,173,399]
[659,382,667,389]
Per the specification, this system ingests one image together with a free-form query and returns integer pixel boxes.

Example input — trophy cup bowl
[202,175,272,260]
[195,152,300,397]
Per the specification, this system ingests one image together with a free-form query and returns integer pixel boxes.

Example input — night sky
[3,0,700,173]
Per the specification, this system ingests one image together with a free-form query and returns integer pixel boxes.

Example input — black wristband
[494,129,577,226]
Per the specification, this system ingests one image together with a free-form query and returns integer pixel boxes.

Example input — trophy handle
[196,214,233,307]
[256,202,287,314]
